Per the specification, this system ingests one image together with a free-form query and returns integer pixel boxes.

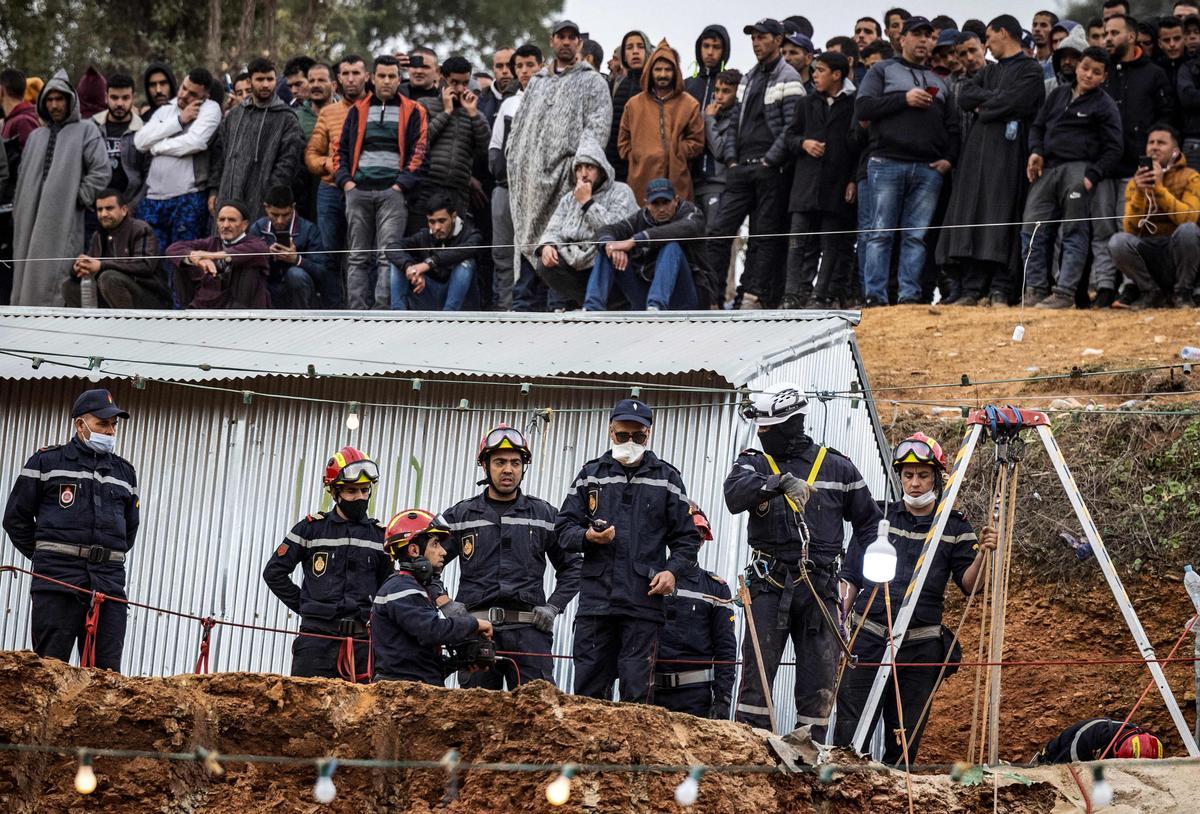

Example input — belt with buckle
[654,668,715,689]
[35,541,125,563]
[471,608,537,625]
[852,612,941,642]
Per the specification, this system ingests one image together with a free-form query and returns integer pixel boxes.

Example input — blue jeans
[268,265,315,309]
[315,184,346,307]
[863,158,943,302]
[389,259,477,310]
[584,242,699,311]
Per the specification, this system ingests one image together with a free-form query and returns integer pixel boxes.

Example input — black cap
[71,389,130,420]
[611,398,653,427]
[744,18,785,37]
[552,19,581,36]
[901,16,934,35]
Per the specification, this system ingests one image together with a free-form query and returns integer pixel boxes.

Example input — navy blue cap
[785,32,816,52]
[645,177,676,202]
[1021,29,1035,50]
[611,398,653,427]
[901,16,934,34]
[71,389,129,420]
[744,18,785,37]
[934,28,960,50]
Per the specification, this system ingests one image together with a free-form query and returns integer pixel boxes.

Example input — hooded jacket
[685,24,731,186]
[1,100,40,149]
[537,136,638,270]
[618,40,705,204]
[1104,48,1174,177]
[209,94,307,220]
[140,62,177,115]
[1047,24,1088,94]
[11,70,111,306]
[76,67,107,119]
[607,30,652,181]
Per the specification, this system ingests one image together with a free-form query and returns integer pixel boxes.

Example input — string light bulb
[546,764,576,806]
[1091,765,1113,807]
[674,767,704,806]
[313,759,337,804]
[862,519,897,583]
[74,752,97,795]
[345,403,361,431]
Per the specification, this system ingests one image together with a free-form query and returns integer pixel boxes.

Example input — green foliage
[1061,0,1175,24]
[0,0,559,83]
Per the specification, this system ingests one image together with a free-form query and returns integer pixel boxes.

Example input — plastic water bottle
[79,276,98,308]
[1185,565,1200,615]
[1182,347,1200,361]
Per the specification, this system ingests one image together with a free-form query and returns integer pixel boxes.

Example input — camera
[409,55,426,69]
[445,639,496,671]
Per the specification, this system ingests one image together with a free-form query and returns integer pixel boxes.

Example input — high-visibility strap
[762,447,826,513]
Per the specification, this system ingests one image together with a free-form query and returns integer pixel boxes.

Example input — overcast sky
[561,1,1069,69]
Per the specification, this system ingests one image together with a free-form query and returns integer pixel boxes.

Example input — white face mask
[902,489,936,510]
[611,441,646,466]
[78,420,117,455]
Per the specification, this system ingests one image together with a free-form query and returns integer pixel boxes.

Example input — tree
[0,0,560,92]
[1060,0,1175,23]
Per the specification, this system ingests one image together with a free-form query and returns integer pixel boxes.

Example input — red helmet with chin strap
[476,424,533,467]
[323,446,379,489]
[892,432,948,474]
[383,508,450,561]
[688,500,714,542]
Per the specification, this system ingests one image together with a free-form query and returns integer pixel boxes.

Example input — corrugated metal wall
[0,329,889,734]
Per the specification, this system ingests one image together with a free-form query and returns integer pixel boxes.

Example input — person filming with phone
[1107,124,1200,309]
[249,184,330,308]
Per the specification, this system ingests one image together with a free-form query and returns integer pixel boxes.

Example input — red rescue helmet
[1114,731,1164,760]
[323,446,379,489]
[384,508,450,561]
[476,423,532,467]
[892,432,948,474]
[688,500,714,542]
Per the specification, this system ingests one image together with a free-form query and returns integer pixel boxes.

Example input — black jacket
[658,564,737,705]
[1035,719,1157,764]
[724,443,880,567]
[417,95,491,199]
[556,450,701,621]
[855,57,960,165]
[3,436,140,596]
[1028,84,1124,185]
[839,502,978,629]
[1104,51,1175,176]
[436,491,582,612]
[1176,58,1200,139]
[684,24,732,185]
[371,569,483,685]
[384,219,483,282]
[606,30,651,181]
[597,199,706,282]
[262,510,392,628]
[787,87,861,214]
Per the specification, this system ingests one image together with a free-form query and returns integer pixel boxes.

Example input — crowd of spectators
[3,3,1200,312]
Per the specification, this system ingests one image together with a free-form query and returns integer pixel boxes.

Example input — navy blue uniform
[437,491,582,689]
[654,565,738,718]
[262,510,392,680]
[371,569,484,685]
[557,450,701,702]
[724,443,881,734]
[833,502,978,763]
[1035,719,1156,764]
[3,437,140,670]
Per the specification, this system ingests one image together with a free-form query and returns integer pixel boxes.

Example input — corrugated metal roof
[0,307,861,386]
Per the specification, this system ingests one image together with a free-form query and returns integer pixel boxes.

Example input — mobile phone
[1138,155,1154,171]
[409,55,426,69]
[269,231,292,246]
[590,519,612,533]
[927,85,939,97]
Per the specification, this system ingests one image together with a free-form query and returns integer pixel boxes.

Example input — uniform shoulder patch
[738,448,762,457]
[824,446,848,460]
[707,571,726,585]
[306,512,326,522]
[37,444,61,453]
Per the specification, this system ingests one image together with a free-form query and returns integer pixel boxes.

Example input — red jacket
[332,92,427,191]
[2,101,41,149]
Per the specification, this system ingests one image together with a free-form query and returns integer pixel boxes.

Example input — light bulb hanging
[674,767,704,806]
[313,758,337,804]
[545,764,576,806]
[74,751,97,795]
[862,519,897,583]
[345,402,361,431]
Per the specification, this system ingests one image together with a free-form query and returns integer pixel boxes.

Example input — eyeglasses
[338,459,380,483]
[613,431,649,444]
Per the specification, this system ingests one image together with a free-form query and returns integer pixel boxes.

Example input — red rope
[194,617,216,675]
[80,592,106,669]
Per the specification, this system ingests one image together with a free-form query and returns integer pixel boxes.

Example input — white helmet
[741,382,809,426]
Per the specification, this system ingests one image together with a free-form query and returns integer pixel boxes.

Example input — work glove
[708,694,732,721]
[440,600,470,619]
[777,472,814,510]
[532,604,559,634]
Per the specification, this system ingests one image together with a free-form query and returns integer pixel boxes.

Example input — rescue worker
[434,424,582,689]
[1033,718,1164,763]
[556,398,701,703]
[651,502,738,719]
[371,509,494,685]
[3,389,139,671]
[833,432,997,764]
[262,446,391,681]
[724,382,881,737]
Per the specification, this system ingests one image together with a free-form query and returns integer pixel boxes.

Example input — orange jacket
[1122,155,1200,237]
[618,39,705,204]
[305,99,353,186]
[331,93,428,190]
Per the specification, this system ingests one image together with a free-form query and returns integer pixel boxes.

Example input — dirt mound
[0,651,1092,813]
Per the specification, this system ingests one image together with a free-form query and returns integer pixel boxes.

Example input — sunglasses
[612,430,649,444]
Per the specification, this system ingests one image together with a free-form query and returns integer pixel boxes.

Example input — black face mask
[758,414,812,459]
[338,497,370,522]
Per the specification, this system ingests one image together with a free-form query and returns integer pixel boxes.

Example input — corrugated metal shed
[0,309,894,734]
